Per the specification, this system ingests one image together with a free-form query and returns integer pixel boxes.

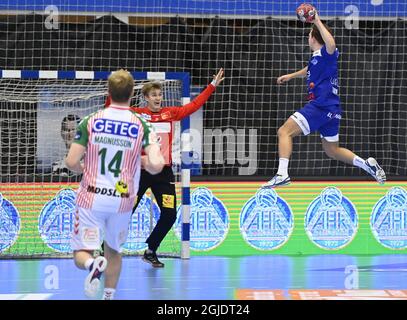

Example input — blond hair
[142,82,162,97]
[108,69,134,103]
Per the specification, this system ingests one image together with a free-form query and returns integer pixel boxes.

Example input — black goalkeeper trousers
[133,166,177,252]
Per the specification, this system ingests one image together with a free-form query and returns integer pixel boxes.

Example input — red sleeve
[105,95,111,108]
[131,106,141,114]
[170,84,216,121]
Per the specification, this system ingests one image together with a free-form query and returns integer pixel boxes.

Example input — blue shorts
[290,103,342,142]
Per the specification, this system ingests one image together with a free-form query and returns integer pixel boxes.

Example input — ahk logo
[38,189,76,253]
[371,187,407,250]
[174,187,229,251]
[0,193,20,253]
[122,195,161,252]
[305,187,358,250]
[240,188,294,250]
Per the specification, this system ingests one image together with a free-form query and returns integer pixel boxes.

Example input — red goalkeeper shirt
[105,83,215,165]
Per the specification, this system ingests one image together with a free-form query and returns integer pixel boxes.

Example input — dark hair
[311,23,333,45]
[61,114,81,131]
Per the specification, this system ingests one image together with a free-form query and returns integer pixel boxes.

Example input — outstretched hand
[277,74,292,84]
[212,68,225,86]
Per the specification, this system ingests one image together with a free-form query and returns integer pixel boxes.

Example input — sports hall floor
[1,254,407,300]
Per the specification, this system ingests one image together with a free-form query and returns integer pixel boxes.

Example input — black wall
[0,15,405,178]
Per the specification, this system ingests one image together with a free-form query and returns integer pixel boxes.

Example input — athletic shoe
[142,250,164,268]
[102,290,115,300]
[84,256,107,298]
[262,174,291,188]
[365,157,386,184]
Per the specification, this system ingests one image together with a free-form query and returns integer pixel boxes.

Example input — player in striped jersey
[263,10,386,188]
[66,69,164,300]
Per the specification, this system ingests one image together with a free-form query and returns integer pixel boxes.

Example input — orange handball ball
[296,3,317,23]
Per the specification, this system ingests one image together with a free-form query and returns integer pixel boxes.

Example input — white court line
[0,293,53,300]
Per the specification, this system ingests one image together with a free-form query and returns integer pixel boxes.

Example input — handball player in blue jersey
[263,11,386,188]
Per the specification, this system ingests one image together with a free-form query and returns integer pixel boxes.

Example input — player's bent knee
[277,126,288,138]
[278,121,300,138]
[73,256,82,269]
[73,250,93,269]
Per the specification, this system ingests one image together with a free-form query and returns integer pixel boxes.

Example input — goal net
[0,75,183,258]
[0,1,405,179]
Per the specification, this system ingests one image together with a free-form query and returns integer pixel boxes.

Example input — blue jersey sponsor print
[92,119,139,138]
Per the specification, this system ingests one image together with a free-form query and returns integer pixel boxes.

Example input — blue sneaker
[262,175,291,188]
[365,157,386,184]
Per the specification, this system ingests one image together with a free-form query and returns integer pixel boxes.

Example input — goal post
[0,69,191,259]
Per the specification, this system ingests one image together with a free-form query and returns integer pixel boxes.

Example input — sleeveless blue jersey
[306,45,340,108]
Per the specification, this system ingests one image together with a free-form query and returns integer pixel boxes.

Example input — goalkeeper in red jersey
[106,68,225,267]
[263,10,386,188]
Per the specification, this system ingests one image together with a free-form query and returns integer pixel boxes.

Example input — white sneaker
[365,157,386,184]
[262,174,291,188]
[84,256,107,299]
[102,290,115,300]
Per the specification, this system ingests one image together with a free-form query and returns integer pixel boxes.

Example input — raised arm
[277,66,308,84]
[313,12,336,54]
[172,68,225,120]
